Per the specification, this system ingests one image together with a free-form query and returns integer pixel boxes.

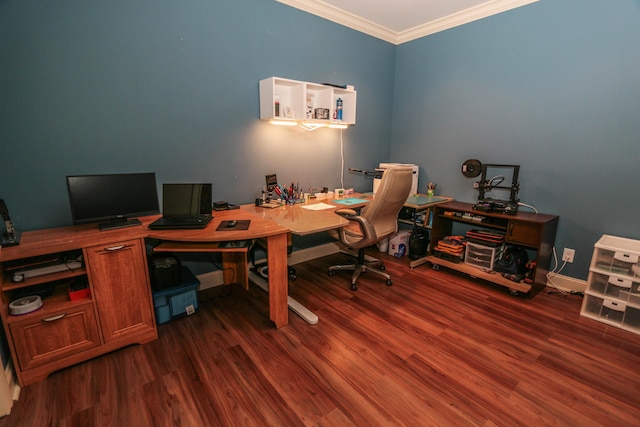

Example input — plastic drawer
[582,294,605,318]
[624,281,640,306]
[623,306,640,329]
[588,271,639,301]
[591,235,640,276]
[581,293,640,333]
[464,242,499,270]
[581,294,626,323]
[601,298,626,323]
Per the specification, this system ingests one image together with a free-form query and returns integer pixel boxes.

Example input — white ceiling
[276,0,538,44]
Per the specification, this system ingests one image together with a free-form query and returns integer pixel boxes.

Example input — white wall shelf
[259,77,356,129]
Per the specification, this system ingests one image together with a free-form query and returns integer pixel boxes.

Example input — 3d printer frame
[477,164,520,207]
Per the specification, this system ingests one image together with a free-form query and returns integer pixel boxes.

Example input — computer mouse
[227,220,237,228]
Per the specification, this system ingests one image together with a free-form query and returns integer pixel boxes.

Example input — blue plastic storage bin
[152,266,200,325]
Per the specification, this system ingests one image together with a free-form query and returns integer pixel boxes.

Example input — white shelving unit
[259,77,356,128]
[581,234,640,335]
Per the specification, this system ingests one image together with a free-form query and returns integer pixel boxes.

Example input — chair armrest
[336,211,378,249]
[335,208,357,217]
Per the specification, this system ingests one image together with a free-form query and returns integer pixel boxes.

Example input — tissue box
[388,230,411,257]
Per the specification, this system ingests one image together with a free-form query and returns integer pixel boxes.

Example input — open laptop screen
[162,183,212,216]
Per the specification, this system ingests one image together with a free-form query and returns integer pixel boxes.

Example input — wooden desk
[241,194,370,235]
[241,193,453,323]
[0,209,290,386]
[145,209,290,328]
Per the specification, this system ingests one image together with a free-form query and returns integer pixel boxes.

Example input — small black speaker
[409,227,430,260]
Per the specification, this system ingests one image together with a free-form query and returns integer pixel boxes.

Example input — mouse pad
[216,220,250,231]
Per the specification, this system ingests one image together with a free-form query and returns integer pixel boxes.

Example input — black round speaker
[409,227,430,260]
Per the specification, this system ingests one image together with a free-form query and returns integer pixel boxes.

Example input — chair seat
[327,166,413,290]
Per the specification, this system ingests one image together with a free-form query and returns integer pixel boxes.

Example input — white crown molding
[276,0,399,43]
[396,0,539,44]
[276,0,538,45]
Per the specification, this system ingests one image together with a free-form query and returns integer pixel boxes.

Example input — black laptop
[148,183,213,229]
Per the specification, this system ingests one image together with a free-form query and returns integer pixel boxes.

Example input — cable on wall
[340,129,345,188]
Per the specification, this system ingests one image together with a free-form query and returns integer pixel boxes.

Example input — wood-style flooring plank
[2,251,640,426]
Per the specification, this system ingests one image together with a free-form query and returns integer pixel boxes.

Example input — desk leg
[267,233,288,328]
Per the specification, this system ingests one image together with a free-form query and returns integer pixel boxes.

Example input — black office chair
[328,166,413,290]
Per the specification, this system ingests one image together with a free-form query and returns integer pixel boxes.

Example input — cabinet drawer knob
[105,244,126,251]
[42,313,66,322]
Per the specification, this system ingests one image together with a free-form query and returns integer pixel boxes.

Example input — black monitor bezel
[66,172,160,229]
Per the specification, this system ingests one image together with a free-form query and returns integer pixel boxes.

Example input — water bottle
[336,98,343,121]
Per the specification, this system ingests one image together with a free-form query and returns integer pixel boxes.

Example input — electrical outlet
[562,248,575,263]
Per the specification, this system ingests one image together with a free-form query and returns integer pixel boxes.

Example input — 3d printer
[473,164,520,215]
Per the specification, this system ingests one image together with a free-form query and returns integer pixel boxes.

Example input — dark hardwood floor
[2,251,640,426]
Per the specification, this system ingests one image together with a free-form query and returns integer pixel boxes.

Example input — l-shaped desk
[0,194,451,385]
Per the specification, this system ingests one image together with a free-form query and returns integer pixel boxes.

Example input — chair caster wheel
[328,270,335,276]
[290,275,297,281]
[385,279,392,286]
[351,284,358,291]
[379,264,386,271]
[432,264,439,271]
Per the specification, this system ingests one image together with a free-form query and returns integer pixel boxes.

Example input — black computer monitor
[66,172,160,230]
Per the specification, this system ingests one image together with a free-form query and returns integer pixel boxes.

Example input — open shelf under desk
[153,241,249,253]
[2,268,87,292]
[152,241,250,290]
[423,255,534,294]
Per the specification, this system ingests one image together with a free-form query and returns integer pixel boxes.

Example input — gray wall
[390,0,640,280]
[0,0,395,230]
[1,0,639,283]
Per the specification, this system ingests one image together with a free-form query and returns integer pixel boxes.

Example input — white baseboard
[288,242,341,265]
[196,270,225,290]
[196,243,586,296]
[546,273,587,293]
[194,243,342,290]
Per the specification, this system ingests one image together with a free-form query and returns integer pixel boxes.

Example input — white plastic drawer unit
[581,234,640,335]
[464,242,499,271]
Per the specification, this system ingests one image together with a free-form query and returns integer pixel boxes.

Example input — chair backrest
[361,166,414,240]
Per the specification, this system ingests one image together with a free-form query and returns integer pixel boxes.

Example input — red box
[69,287,91,301]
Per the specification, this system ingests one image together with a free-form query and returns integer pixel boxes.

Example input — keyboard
[148,214,212,229]
[163,215,210,224]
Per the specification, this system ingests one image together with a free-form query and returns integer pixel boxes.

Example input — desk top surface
[0,194,453,261]
[241,193,452,236]
[0,209,289,262]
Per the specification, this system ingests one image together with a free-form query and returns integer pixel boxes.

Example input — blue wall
[391,0,640,279]
[2,0,639,280]
[0,0,395,230]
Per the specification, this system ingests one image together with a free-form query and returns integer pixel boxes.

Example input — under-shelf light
[298,121,326,131]
[268,119,349,131]
[327,123,348,129]
[269,119,297,126]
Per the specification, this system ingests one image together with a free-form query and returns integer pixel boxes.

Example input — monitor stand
[98,218,142,231]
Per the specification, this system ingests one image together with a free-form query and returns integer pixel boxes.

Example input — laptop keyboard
[164,215,209,224]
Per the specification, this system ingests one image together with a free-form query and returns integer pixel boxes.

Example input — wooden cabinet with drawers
[0,226,157,386]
